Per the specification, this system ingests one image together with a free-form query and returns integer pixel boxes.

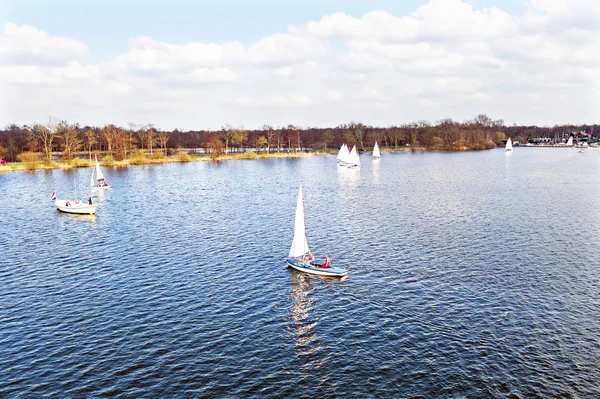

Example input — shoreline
[0,150,346,173]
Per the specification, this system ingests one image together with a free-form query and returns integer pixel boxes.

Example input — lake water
[2,148,600,398]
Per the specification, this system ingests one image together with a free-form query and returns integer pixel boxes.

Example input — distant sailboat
[338,144,350,165]
[566,136,573,146]
[91,154,111,190]
[286,184,348,278]
[373,142,381,159]
[505,137,513,152]
[337,144,348,165]
[347,145,361,167]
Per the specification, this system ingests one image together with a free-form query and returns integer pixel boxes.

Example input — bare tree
[58,121,82,160]
[28,118,57,163]
[231,127,248,151]
[219,123,235,154]
[101,125,118,156]
[83,127,98,159]
[158,130,170,155]
[146,124,157,155]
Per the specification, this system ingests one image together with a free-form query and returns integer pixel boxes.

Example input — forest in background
[0,114,598,163]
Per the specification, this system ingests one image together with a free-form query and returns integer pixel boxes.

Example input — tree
[349,121,366,151]
[146,124,157,155]
[262,125,275,152]
[495,131,506,145]
[101,125,118,156]
[218,123,236,154]
[136,126,148,153]
[29,119,57,163]
[158,130,170,155]
[231,127,248,151]
[205,134,224,160]
[255,135,268,151]
[83,127,98,159]
[318,129,334,149]
[58,121,82,160]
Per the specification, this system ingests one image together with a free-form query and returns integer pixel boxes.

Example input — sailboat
[286,184,348,278]
[336,144,345,163]
[337,144,350,165]
[347,145,361,167]
[91,154,111,190]
[505,137,513,152]
[373,142,381,159]
[52,191,97,215]
[566,136,573,146]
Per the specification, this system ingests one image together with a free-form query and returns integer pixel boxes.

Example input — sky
[0,0,598,130]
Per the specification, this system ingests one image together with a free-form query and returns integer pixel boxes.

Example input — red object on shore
[0,159,7,165]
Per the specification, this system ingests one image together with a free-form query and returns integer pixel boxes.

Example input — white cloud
[0,22,88,65]
[247,32,323,66]
[1,0,599,129]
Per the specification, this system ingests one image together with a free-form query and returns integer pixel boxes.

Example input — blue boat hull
[286,258,348,278]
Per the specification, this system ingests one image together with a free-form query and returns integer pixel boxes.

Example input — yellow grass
[0,148,414,173]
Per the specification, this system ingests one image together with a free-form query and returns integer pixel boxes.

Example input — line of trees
[0,115,598,162]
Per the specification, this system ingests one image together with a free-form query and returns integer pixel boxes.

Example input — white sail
[336,144,344,162]
[90,166,95,188]
[289,184,310,258]
[373,142,381,158]
[505,137,513,151]
[348,145,360,166]
[94,154,105,182]
[566,136,573,146]
[339,144,350,164]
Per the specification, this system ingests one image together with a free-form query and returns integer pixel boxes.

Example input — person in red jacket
[323,255,331,268]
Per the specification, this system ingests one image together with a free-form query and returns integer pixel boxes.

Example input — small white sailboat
[347,145,361,167]
[52,191,97,215]
[336,144,345,163]
[337,144,350,165]
[286,184,348,278]
[372,142,381,159]
[505,137,513,152]
[91,154,111,190]
[566,136,573,147]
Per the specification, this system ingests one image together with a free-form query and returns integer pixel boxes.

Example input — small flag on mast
[51,192,56,200]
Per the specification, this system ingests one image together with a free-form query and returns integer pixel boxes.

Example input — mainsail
[94,154,105,183]
[373,142,381,158]
[505,137,513,151]
[349,145,360,166]
[336,144,345,162]
[566,136,573,146]
[289,185,310,258]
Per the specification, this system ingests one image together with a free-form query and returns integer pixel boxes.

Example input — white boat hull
[91,185,111,191]
[55,200,98,215]
[287,259,348,277]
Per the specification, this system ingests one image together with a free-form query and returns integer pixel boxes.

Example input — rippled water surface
[2,149,600,398]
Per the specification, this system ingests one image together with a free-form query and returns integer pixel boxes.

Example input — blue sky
[0,0,598,129]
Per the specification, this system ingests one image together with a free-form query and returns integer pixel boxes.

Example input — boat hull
[55,200,98,215]
[287,258,348,277]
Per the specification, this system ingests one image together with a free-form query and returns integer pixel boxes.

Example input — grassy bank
[0,150,334,173]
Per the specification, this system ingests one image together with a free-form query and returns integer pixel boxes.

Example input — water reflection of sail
[337,162,360,188]
[287,273,326,374]
[372,157,380,184]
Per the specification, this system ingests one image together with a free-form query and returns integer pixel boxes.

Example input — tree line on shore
[0,115,597,163]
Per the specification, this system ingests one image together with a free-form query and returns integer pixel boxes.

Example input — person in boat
[65,201,70,207]
[322,254,331,268]
[88,197,93,205]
